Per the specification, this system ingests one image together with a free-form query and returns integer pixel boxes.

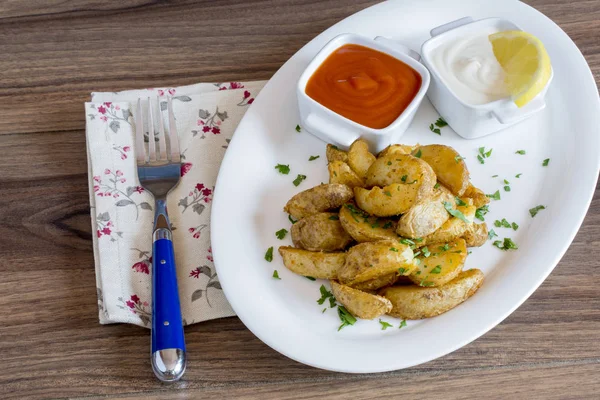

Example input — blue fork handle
[151,223,186,381]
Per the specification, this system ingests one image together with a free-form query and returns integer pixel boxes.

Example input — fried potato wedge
[463,183,490,208]
[463,223,488,247]
[347,139,376,179]
[291,212,353,251]
[377,144,416,158]
[355,182,431,217]
[339,203,397,243]
[418,203,476,246]
[331,280,392,319]
[328,161,364,188]
[414,144,470,196]
[338,240,416,285]
[278,247,344,279]
[396,185,454,238]
[365,153,436,189]
[326,144,348,163]
[284,183,353,219]
[409,238,467,287]
[379,269,484,319]
[349,272,399,291]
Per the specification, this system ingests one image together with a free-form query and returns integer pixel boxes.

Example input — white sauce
[431,29,509,105]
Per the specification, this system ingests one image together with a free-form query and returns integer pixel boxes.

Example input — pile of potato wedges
[279,140,489,321]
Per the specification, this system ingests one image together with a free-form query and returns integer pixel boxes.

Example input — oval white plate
[211,0,600,373]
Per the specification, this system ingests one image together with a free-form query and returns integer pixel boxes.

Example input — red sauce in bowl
[305,44,422,129]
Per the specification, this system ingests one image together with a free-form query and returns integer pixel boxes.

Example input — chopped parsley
[430,265,442,274]
[511,222,519,231]
[317,285,335,306]
[516,173,522,178]
[529,205,546,218]
[477,146,493,164]
[488,229,498,240]
[493,237,519,251]
[486,190,501,200]
[420,281,435,287]
[308,155,320,161]
[398,267,407,275]
[477,155,485,164]
[455,197,467,206]
[414,149,422,158]
[387,161,392,165]
[328,215,339,221]
[337,306,357,331]
[399,238,415,246]
[492,175,499,178]
[295,124,301,132]
[322,308,326,313]
[434,182,440,189]
[443,201,470,223]
[288,215,297,224]
[455,155,465,163]
[384,191,392,197]
[439,244,450,251]
[379,319,394,330]
[429,124,441,135]
[515,150,526,155]
[504,186,511,192]
[504,179,510,185]
[293,174,307,186]
[275,229,288,239]
[264,247,273,262]
[421,247,431,257]
[494,218,512,228]
[542,158,550,166]
[435,117,448,127]
[275,164,290,174]
[389,247,399,252]
[401,175,408,182]
[475,205,490,221]
[383,221,393,229]
[305,276,316,281]
[399,320,407,329]
[272,270,281,279]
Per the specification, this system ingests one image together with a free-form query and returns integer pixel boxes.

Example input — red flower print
[189,191,193,197]
[243,90,251,99]
[113,193,119,198]
[94,175,101,182]
[123,146,131,152]
[248,98,254,104]
[219,87,227,91]
[126,300,135,308]
[168,88,176,96]
[188,228,195,233]
[208,247,212,253]
[193,232,201,239]
[100,116,108,122]
[158,89,165,96]
[195,183,205,191]
[106,221,113,227]
[94,185,100,192]
[97,230,102,238]
[190,268,201,278]
[102,227,112,235]
[120,179,126,183]
[131,294,140,303]
[212,127,221,134]
[132,261,150,274]
[204,197,212,203]
[104,169,111,175]
[103,102,112,108]
[207,254,213,262]
[181,162,193,176]
[202,126,210,133]
[143,301,149,307]
[134,186,144,194]
[116,170,123,177]
[115,105,121,111]
[98,105,107,114]
[120,153,127,160]
[201,188,212,196]
[230,82,243,89]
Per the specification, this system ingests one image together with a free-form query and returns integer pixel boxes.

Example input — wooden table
[1,1,599,398]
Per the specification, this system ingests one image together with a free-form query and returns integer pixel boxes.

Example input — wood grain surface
[0,1,598,399]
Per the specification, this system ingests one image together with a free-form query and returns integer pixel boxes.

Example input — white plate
[211,0,600,373]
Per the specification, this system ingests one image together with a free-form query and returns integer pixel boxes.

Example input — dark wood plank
[0,0,599,399]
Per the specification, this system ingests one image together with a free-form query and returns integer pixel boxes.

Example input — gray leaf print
[97,212,110,221]
[139,202,153,210]
[198,109,210,119]
[122,109,131,120]
[207,281,222,290]
[88,113,96,120]
[174,95,192,102]
[126,186,135,196]
[140,314,151,326]
[199,265,211,277]
[160,101,167,111]
[191,289,203,302]
[216,110,228,121]
[97,287,103,303]
[192,203,205,215]
[115,199,134,207]
[109,120,120,133]
[178,197,188,208]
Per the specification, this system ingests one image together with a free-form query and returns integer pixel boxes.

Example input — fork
[135,97,186,382]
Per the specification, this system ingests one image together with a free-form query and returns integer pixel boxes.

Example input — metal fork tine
[167,97,181,163]
[135,98,147,163]
[156,96,168,161]
[147,97,157,162]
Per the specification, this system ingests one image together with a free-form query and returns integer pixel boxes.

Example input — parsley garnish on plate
[516,150,526,155]
[429,124,441,135]
[435,117,448,127]
[430,265,442,274]
[328,215,339,221]
[494,218,512,228]
[275,164,290,174]
[477,146,493,164]
[398,267,407,275]
[504,186,511,192]
[399,320,407,329]
[434,182,440,189]
[275,229,288,239]
[384,191,392,197]
[288,215,297,224]
[293,174,307,186]
[486,190,501,201]
[529,205,546,217]
[511,222,519,231]
[305,276,316,281]
[337,306,357,331]
[504,179,510,184]
[443,201,470,223]
[295,124,301,132]
[455,197,467,206]
[492,175,499,178]
[401,175,408,182]
[515,173,522,178]
[308,155,320,161]
[264,247,273,262]
[439,244,450,252]
[488,229,498,240]
[455,155,465,163]
[475,205,489,221]
[317,285,335,306]
[414,149,422,158]
[542,158,550,166]
[421,246,431,257]
[272,270,281,279]
[379,319,393,330]
[493,237,518,251]
[389,247,399,252]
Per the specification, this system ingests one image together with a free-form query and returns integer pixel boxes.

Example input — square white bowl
[297,33,430,153]
[421,17,553,139]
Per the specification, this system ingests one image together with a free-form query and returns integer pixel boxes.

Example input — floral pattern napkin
[86,80,266,328]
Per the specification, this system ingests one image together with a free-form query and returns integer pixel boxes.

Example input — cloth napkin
[86,80,266,328]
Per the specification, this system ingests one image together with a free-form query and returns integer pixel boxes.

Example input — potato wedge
[339,203,397,243]
[347,139,376,179]
[284,183,353,219]
[463,183,489,208]
[355,182,431,217]
[379,269,484,319]
[331,281,392,319]
[278,246,344,279]
[291,212,353,251]
[328,161,364,188]
[396,185,454,238]
[409,238,467,287]
[463,223,488,247]
[377,144,416,158]
[414,144,470,196]
[326,144,348,163]
[338,240,416,285]
[365,153,436,189]
[418,203,476,246]
[349,272,399,291]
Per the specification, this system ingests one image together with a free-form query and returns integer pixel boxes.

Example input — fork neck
[153,197,171,233]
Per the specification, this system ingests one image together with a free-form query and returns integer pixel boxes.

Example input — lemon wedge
[489,30,551,107]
